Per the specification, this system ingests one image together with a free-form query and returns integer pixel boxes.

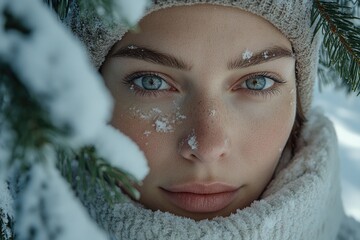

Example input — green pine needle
[312,0,360,95]
[57,146,142,204]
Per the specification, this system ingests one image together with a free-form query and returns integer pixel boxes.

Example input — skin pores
[101,4,297,220]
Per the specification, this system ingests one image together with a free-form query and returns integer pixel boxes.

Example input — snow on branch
[0,0,149,239]
[0,0,112,146]
[15,158,108,240]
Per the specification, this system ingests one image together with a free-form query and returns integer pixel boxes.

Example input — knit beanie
[65,0,319,114]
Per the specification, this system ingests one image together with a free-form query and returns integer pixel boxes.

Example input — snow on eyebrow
[242,49,253,60]
[262,51,269,59]
[127,45,138,50]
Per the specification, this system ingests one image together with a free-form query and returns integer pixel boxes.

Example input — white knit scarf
[79,109,344,240]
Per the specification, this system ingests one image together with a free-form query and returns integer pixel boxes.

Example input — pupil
[246,77,266,90]
[142,76,161,90]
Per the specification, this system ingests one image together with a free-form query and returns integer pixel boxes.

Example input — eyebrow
[227,46,295,70]
[110,45,192,71]
[110,45,295,71]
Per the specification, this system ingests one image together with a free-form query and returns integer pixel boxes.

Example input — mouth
[161,182,240,213]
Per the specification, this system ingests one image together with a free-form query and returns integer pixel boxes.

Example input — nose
[178,100,230,163]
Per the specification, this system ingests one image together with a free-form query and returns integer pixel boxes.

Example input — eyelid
[232,72,285,90]
[122,71,179,97]
[123,71,177,89]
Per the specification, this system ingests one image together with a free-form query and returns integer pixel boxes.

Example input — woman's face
[101,4,297,220]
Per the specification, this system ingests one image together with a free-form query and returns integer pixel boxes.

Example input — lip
[161,183,239,213]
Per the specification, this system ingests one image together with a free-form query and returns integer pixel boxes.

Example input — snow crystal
[130,107,162,120]
[0,0,113,147]
[209,110,216,117]
[175,107,187,121]
[188,130,198,150]
[130,106,186,133]
[143,130,151,137]
[152,107,162,113]
[93,125,149,180]
[0,180,14,224]
[262,51,269,59]
[0,182,13,239]
[155,118,174,133]
[242,49,253,60]
[15,163,108,240]
[127,45,138,50]
[116,0,150,26]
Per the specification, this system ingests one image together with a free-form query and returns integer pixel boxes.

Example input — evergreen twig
[0,209,14,240]
[57,146,141,204]
[312,0,360,95]
[0,61,140,206]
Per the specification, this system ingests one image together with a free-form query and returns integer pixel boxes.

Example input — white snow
[0,1,150,238]
[187,130,198,150]
[143,130,152,137]
[128,45,138,50]
[242,49,253,60]
[262,51,269,59]
[0,0,113,147]
[130,106,162,120]
[130,106,186,133]
[116,0,150,25]
[314,83,360,222]
[93,125,149,180]
[0,179,14,239]
[15,162,108,240]
[152,107,162,113]
[209,109,216,117]
[155,118,174,133]
[0,180,13,217]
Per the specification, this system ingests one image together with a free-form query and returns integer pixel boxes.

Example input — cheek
[237,94,296,166]
[109,103,180,174]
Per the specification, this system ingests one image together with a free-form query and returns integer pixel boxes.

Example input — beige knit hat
[65,0,319,114]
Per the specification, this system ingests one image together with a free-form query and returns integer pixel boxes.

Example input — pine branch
[1,61,139,206]
[0,209,14,240]
[312,0,360,95]
[1,2,141,207]
[57,146,141,204]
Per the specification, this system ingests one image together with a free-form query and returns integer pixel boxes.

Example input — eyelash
[237,72,285,97]
[122,71,174,98]
[122,71,285,98]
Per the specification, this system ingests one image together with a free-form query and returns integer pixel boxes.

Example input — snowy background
[313,83,360,222]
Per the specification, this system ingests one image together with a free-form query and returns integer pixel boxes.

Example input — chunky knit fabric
[75,109,358,240]
[65,0,318,114]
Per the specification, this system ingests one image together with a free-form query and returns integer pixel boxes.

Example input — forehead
[114,4,292,66]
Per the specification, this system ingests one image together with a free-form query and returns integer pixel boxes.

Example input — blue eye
[133,75,171,91]
[242,76,275,90]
